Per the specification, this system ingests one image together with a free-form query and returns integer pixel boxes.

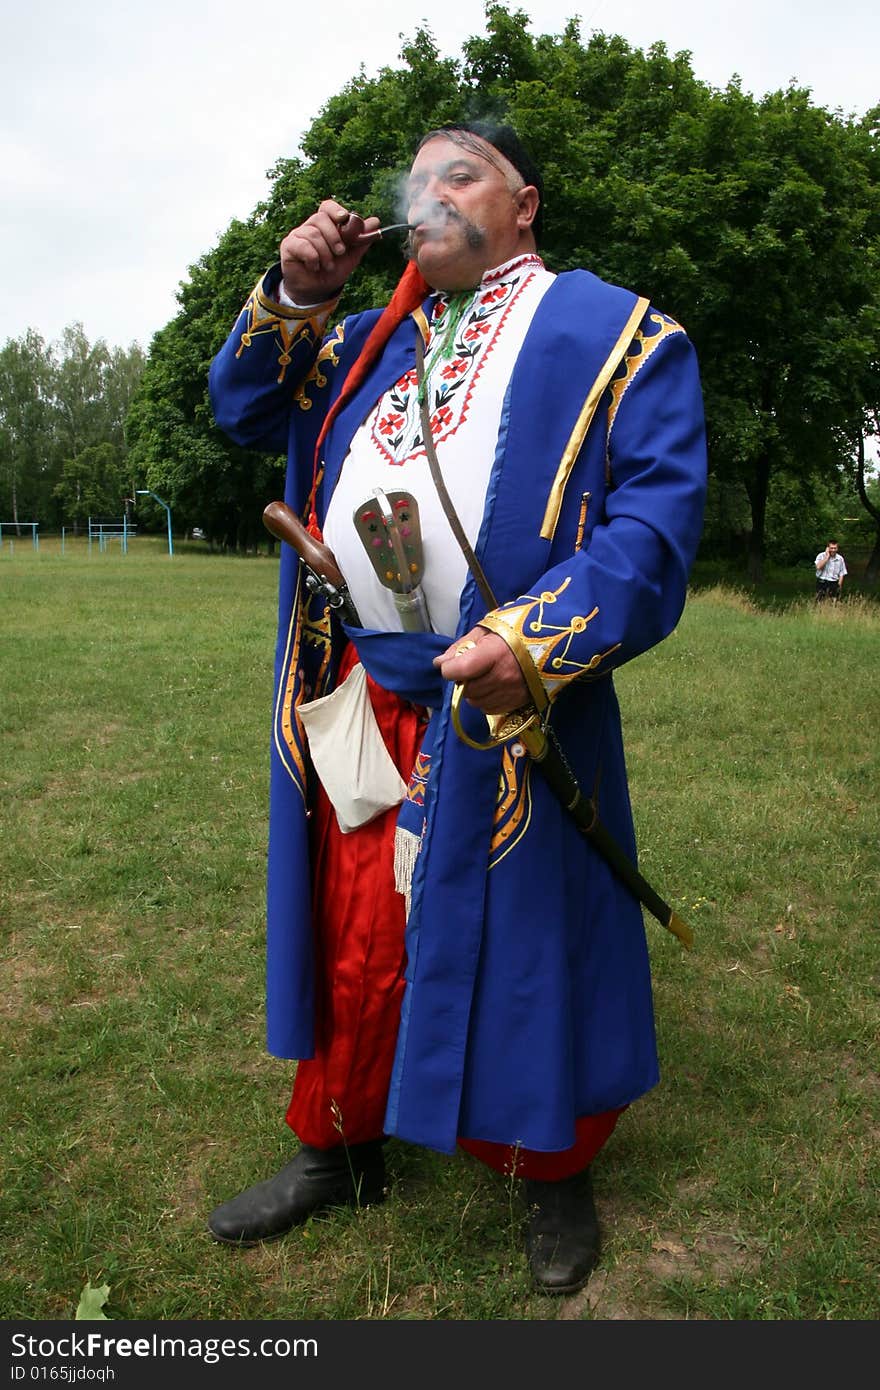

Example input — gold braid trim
[488,747,533,866]
[273,570,334,799]
[479,610,550,711]
[254,278,341,322]
[482,579,624,701]
[605,312,685,482]
[294,323,345,410]
[273,569,308,799]
[412,305,431,345]
[540,295,649,541]
[235,277,341,384]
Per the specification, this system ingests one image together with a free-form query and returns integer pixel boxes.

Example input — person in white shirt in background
[815,540,847,600]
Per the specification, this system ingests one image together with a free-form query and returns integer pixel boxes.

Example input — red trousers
[287,647,623,1179]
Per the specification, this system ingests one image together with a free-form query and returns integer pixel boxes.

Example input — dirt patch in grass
[0,943,58,1021]
[1,912,143,1021]
[646,1229,754,1279]
[558,1266,684,1320]
[555,1226,756,1321]
[838,1053,880,1098]
[385,1280,449,1317]
[549,1181,760,1322]
[168,1141,219,1225]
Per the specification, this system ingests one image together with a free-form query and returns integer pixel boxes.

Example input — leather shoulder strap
[415,330,499,612]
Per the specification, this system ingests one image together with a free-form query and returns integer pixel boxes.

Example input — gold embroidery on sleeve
[294,323,345,411]
[482,579,621,699]
[235,277,340,384]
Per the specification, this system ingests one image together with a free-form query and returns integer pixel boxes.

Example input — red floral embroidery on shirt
[367,255,544,465]
[378,411,404,436]
[440,359,468,380]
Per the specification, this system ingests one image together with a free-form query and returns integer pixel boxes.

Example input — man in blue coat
[207,122,707,1293]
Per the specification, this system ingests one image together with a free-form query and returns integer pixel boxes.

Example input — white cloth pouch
[297,662,408,834]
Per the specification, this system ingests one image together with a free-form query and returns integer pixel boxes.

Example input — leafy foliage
[0,326,144,530]
[4,5,879,566]
[0,330,54,525]
[124,5,879,563]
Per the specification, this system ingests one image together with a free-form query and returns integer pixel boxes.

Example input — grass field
[1,539,878,1321]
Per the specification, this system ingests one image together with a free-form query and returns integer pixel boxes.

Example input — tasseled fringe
[393,826,422,916]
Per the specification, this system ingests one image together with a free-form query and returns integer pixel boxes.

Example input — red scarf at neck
[307,260,431,536]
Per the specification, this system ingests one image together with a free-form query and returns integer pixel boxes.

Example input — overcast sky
[1,0,877,352]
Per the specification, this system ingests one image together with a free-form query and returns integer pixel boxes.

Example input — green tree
[126,217,285,549]
[128,4,880,571]
[51,331,146,529]
[0,331,54,528]
[0,325,146,532]
[52,325,111,457]
[685,88,879,579]
[463,11,880,577]
[53,442,130,520]
[126,34,465,548]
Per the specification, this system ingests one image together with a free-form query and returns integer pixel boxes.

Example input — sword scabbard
[450,688,694,949]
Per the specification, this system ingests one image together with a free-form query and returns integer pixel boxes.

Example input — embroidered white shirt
[324,254,555,634]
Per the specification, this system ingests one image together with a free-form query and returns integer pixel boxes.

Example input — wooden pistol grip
[262,501,346,588]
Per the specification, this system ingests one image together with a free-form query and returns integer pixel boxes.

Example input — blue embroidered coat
[209,263,707,1155]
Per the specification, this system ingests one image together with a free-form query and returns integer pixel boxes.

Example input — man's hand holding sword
[433,628,529,715]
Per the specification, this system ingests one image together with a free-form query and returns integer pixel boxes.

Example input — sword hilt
[450,682,541,750]
[448,639,540,749]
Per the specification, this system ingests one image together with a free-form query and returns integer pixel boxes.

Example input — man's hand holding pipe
[280,200,380,303]
[434,626,529,715]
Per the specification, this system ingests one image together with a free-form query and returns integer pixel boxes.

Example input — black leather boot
[523,1168,600,1294]
[207,1140,386,1245]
